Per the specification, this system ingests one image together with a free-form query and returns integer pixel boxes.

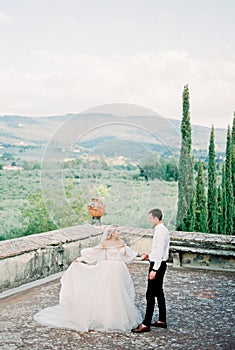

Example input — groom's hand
[149,270,157,280]
[140,254,149,261]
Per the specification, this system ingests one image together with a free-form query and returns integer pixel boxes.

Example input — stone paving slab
[0,263,234,350]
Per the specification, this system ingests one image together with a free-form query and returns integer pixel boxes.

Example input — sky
[0,0,234,128]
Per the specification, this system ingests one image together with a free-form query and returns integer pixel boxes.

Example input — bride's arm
[73,256,84,263]
[123,244,138,263]
[81,245,104,264]
[73,245,104,264]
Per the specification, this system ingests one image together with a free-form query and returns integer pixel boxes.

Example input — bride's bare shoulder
[101,240,111,248]
[102,239,125,249]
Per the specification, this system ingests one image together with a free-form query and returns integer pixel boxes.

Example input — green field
[0,170,41,237]
[0,166,178,240]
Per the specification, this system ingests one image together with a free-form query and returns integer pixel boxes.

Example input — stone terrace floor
[0,263,234,350]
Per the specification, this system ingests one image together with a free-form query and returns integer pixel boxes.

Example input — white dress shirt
[149,223,170,271]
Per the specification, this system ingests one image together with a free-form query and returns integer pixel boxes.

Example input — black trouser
[143,261,167,326]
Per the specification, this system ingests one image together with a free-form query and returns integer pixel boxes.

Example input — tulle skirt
[34,260,142,332]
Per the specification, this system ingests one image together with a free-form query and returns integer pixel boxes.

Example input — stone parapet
[122,227,235,271]
[0,225,234,293]
[0,224,103,293]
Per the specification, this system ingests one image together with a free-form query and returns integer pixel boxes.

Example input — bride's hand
[74,257,83,263]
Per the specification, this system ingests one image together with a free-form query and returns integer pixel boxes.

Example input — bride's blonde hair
[104,225,119,240]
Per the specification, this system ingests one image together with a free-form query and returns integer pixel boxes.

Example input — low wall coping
[0,224,102,259]
[0,225,234,260]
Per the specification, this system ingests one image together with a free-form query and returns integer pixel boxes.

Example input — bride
[34,225,142,332]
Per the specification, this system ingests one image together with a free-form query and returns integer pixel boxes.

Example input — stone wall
[122,228,235,271]
[0,224,234,293]
[0,225,102,293]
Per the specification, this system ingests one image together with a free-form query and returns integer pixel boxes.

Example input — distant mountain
[0,115,68,145]
[0,113,227,161]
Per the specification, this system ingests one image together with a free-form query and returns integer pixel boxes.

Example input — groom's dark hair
[148,208,162,221]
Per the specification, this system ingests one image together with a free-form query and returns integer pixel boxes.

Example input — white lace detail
[106,247,126,261]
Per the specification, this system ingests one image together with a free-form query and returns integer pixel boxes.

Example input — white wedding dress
[34,244,142,332]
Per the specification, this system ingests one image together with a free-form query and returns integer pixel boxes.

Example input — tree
[140,155,179,182]
[140,153,165,180]
[207,126,218,233]
[165,159,179,181]
[221,164,227,234]
[225,126,234,234]
[217,186,223,234]
[176,84,194,230]
[21,192,58,235]
[20,182,90,236]
[232,114,235,230]
[194,160,208,233]
[187,192,196,232]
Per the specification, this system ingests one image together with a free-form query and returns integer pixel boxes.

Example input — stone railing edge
[0,225,234,294]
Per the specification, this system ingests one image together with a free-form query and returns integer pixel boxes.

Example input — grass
[0,167,178,239]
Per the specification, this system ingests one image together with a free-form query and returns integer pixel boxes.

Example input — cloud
[0,50,234,128]
[0,12,16,24]
[108,18,138,32]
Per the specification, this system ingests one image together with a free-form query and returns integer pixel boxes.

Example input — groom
[132,208,170,333]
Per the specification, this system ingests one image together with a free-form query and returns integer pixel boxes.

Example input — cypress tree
[232,115,235,230]
[217,186,223,234]
[221,164,227,234]
[176,84,194,230]
[188,192,196,232]
[225,126,234,234]
[194,160,208,233]
[207,126,218,233]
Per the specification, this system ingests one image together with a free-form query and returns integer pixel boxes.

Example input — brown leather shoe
[131,324,150,333]
[151,321,167,328]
